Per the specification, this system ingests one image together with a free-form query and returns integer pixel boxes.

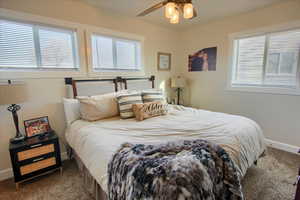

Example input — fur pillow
[132,101,168,121]
[77,92,119,121]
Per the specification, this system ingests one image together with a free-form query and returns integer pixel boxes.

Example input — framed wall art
[188,47,217,72]
[157,52,171,71]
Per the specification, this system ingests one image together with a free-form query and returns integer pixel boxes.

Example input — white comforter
[65,105,266,193]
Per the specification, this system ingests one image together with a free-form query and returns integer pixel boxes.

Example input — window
[91,34,141,71]
[231,29,300,89]
[0,19,79,70]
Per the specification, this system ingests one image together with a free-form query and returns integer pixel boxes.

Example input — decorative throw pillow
[132,101,168,121]
[116,91,143,119]
[142,89,166,103]
[77,92,119,121]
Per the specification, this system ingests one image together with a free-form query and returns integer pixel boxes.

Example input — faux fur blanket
[108,139,243,200]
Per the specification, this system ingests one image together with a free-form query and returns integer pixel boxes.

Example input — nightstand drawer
[17,144,55,161]
[9,132,62,186]
[20,157,56,175]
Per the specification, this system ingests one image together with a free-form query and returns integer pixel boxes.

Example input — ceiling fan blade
[137,0,168,17]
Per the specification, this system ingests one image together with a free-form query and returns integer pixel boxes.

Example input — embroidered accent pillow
[142,89,166,103]
[116,91,143,119]
[132,101,168,121]
[77,92,119,121]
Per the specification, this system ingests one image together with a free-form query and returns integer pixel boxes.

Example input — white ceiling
[83,0,283,29]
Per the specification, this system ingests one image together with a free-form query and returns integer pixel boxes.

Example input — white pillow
[63,98,80,126]
[77,92,119,121]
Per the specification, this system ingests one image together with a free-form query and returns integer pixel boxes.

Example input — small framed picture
[157,52,171,71]
[24,116,51,138]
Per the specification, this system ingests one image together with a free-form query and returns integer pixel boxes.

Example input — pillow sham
[63,98,80,126]
[116,91,143,119]
[142,89,165,103]
[77,92,119,121]
[132,101,168,121]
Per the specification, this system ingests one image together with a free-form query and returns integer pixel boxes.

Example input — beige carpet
[0,148,299,200]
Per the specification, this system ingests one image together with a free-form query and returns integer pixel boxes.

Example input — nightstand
[9,131,62,189]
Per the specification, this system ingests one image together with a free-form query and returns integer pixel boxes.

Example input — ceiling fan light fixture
[183,3,194,19]
[165,2,176,18]
[170,9,179,24]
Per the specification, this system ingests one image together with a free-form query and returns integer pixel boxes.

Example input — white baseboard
[265,139,299,154]
[0,168,13,182]
[0,152,68,182]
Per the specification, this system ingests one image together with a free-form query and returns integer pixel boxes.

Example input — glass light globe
[170,9,179,24]
[165,2,176,18]
[183,3,194,19]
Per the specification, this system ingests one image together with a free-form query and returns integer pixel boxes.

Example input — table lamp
[0,81,27,143]
[171,76,186,105]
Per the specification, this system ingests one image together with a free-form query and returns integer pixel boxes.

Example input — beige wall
[0,0,180,172]
[180,0,300,146]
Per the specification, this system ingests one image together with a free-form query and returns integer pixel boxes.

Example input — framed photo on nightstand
[24,116,51,138]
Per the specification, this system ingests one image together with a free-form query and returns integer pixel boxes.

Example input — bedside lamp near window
[0,81,27,143]
[171,76,186,105]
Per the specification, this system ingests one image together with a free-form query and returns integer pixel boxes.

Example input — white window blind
[0,20,36,68]
[91,34,141,71]
[0,19,79,70]
[232,29,300,88]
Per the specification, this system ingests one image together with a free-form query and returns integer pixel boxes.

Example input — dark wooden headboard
[121,76,155,90]
[65,76,155,98]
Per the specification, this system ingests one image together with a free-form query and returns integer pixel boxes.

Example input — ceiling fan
[137,0,197,24]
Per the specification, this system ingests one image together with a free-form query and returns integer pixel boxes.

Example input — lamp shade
[171,76,186,88]
[0,83,27,105]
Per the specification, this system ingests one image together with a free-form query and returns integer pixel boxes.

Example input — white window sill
[88,70,145,78]
[226,85,300,96]
[0,69,86,79]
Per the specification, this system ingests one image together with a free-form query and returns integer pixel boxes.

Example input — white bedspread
[65,105,266,193]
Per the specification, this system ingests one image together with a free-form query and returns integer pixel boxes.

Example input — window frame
[0,8,87,79]
[91,34,141,72]
[34,25,80,70]
[227,21,300,96]
[0,19,80,70]
[86,28,145,77]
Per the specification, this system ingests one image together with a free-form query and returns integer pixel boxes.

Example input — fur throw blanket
[108,139,243,200]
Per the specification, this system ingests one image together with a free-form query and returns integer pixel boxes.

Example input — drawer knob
[30,144,42,148]
[33,157,44,162]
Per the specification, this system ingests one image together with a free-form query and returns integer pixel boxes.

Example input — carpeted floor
[0,147,299,200]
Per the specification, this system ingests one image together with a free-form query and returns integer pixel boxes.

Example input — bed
[63,76,266,200]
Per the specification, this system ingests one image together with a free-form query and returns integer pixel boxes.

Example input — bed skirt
[73,151,107,200]
[70,147,265,200]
